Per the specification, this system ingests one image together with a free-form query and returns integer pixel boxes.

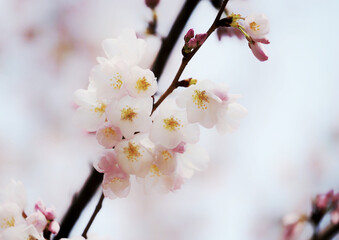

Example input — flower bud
[48,220,60,234]
[195,33,207,45]
[184,29,194,42]
[187,38,198,49]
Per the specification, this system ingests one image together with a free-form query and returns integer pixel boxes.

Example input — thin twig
[82,193,105,239]
[151,0,229,114]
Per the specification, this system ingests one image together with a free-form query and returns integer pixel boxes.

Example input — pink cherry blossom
[96,123,122,149]
[26,211,47,233]
[94,150,131,199]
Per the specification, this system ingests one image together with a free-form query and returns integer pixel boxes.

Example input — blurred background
[1,0,339,239]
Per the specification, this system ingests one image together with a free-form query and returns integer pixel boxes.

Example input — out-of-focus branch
[151,0,200,80]
[311,222,339,240]
[53,169,103,240]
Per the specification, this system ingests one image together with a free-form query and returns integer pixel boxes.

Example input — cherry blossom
[249,42,269,62]
[102,29,146,66]
[74,84,108,132]
[150,100,199,149]
[89,58,129,101]
[96,123,123,149]
[125,66,157,98]
[94,150,131,199]
[107,95,152,139]
[115,137,153,178]
[244,14,270,42]
[177,80,247,133]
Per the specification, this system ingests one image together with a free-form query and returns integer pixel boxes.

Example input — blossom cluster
[282,190,339,240]
[74,29,247,199]
[0,180,59,240]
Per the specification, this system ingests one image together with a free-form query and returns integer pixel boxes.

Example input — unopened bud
[184,29,194,42]
[195,33,207,45]
[48,221,60,234]
[187,38,198,49]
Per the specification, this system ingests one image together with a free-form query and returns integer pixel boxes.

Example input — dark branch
[53,169,103,240]
[82,193,105,239]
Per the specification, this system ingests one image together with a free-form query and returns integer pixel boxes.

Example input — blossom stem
[82,193,105,239]
[152,0,230,114]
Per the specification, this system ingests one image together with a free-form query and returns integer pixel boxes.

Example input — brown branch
[53,169,103,240]
[151,0,230,114]
[82,193,105,239]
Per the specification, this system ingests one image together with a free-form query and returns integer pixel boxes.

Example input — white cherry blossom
[74,84,108,132]
[115,137,153,178]
[89,58,129,101]
[150,100,200,149]
[244,13,270,41]
[102,28,146,66]
[107,95,152,139]
[177,80,247,133]
[125,66,157,98]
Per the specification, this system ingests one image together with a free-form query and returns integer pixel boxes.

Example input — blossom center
[94,103,107,116]
[109,177,122,184]
[135,77,150,93]
[110,73,123,89]
[121,107,138,121]
[0,216,15,228]
[192,90,209,109]
[249,21,260,32]
[104,127,116,137]
[123,142,141,161]
[161,150,172,161]
[150,164,161,177]
[163,116,182,132]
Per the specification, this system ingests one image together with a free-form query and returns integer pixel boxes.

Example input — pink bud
[184,29,194,42]
[315,190,333,210]
[44,207,56,220]
[48,220,60,234]
[187,38,198,49]
[249,42,268,62]
[34,200,46,214]
[195,33,207,45]
[145,0,160,9]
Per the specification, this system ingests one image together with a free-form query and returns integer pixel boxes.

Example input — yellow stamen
[161,150,172,161]
[135,77,151,93]
[192,90,209,109]
[123,142,142,162]
[163,116,182,132]
[109,73,123,89]
[121,107,138,121]
[104,127,116,137]
[0,216,15,228]
[249,21,260,32]
[94,103,107,116]
[150,164,161,177]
